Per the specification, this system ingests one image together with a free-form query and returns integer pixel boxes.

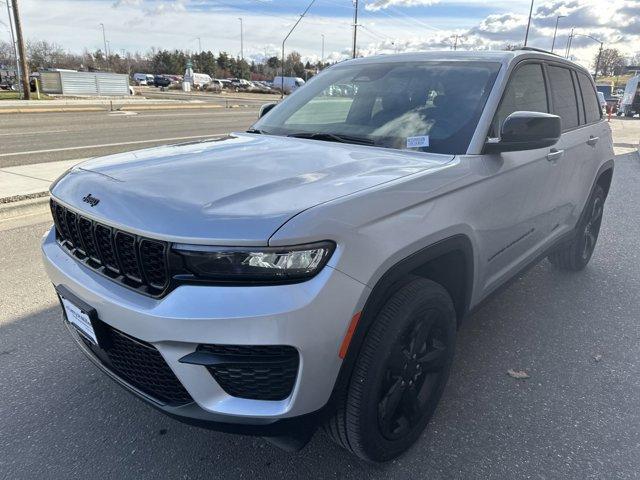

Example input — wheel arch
[595,160,614,198]
[326,234,475,414]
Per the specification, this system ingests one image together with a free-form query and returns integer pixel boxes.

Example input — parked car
[273,76,305,94]
[597,91,607,110]
[42,50,614,462]
[206,79,224,92]
[132,72,151,86]
[226,77,253,92]
[153,75,172,88]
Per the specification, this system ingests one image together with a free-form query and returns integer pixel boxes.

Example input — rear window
[577,72,602,123]
[548,65,579,130]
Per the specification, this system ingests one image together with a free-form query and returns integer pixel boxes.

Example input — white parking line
[0,129,69,137]
[0,134,227,157]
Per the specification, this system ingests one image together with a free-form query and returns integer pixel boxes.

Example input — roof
[343,49,585,72]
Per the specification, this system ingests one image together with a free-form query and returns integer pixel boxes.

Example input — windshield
[254,61,501,155]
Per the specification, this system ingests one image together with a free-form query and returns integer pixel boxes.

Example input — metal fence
[40,71,129,96]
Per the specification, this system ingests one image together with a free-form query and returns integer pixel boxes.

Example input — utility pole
[565,27,574,58]
[550,15,565,53]
[281,0,316,99]
[524,0,534,46]
[352,0,359,58]
[99,23,108,69]
[453,34,459,51]
[321,34,325,64]
[4,0,21,97]
[11,0,29,99]
[594,41,603,80]
[238,18,243,60]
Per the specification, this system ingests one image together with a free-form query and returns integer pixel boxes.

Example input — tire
[325,278,457,462]
[548,184,606,271]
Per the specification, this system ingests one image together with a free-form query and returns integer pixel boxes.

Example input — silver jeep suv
[42,50,614,461]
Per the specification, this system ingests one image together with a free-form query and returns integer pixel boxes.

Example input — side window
[548,65,579,130]
[572,71,586,124]
[577,71,602,123]
[492,63,547,136]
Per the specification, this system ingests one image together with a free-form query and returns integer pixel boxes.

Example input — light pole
[524,0,534,46]
[352,0,359,58]
[99,23,108,68]
[238,18,243,60]
[281,0,316,99]
[10,0,28,98]
[550,15,565,53]
[564,27,574,58]
[3,0,21,96]
[321,33,325,64]
[568,33,604,79]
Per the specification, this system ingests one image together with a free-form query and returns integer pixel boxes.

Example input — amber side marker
[338,311,362,359]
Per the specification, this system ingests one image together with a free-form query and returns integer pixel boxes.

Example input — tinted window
[573,71,586,124]
[578,71,602,123]
[548,65,579,130]
[492,63,547,136]
[254,61,501,155]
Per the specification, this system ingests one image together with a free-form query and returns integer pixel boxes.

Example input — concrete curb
[0,194,50,221]
[0,103,256,114]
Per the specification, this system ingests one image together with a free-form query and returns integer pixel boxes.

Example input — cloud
[112,0,188,16]
[17,0,640,72]
[112,0,142,6]
[364,0,440,12]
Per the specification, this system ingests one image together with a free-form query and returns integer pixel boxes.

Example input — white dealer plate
[61,297,98,345]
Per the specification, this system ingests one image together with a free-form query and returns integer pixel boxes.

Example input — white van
[192,73,212,89]
[273,76,305,94]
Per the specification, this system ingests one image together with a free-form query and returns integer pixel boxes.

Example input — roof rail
[518,46,562,57]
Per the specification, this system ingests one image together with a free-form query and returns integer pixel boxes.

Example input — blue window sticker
[406,135,429,148]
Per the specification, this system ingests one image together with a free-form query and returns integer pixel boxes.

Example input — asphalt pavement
[0,107,260,167]
[1,151,639,479]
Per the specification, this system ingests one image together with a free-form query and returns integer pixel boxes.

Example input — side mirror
[485,111,561,153]
[259,102,277,118]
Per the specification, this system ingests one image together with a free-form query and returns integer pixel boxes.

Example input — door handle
[587,136,599,146]
[546,148,564,162]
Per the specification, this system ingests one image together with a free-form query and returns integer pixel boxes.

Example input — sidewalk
[0,97,260,114]
[0,158,83,201]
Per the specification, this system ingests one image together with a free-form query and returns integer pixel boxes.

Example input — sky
[3,0,639,70]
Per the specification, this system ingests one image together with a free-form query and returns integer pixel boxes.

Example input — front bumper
[41,226,369,429]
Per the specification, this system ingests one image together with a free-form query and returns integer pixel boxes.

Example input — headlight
[172,241,335,283]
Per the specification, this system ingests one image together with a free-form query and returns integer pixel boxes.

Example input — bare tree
[0,40,14,66]
[593,48,627,77]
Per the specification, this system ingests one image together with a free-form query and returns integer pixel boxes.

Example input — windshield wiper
[246,128,268,134]
[287,132,375,146]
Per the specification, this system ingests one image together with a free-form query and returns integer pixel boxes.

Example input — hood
[51,133,452,245]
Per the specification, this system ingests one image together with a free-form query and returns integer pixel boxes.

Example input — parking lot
[0,103,639,478]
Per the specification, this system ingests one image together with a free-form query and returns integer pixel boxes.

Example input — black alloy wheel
[549,183,606,271]
[378,310,449,440]
[324,277,457,462]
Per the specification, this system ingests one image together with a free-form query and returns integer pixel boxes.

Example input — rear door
[574,70,611,218]
[545,64,606,232]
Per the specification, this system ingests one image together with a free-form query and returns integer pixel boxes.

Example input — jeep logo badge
[82,194,100,207]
